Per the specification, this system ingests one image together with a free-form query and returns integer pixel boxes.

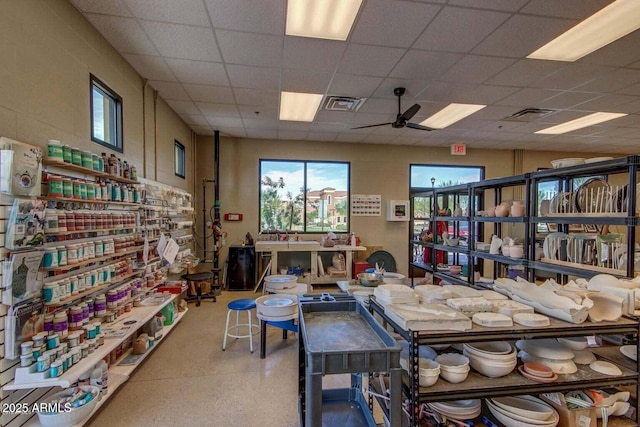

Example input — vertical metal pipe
[203,178,207,261]
[214,131,220,273]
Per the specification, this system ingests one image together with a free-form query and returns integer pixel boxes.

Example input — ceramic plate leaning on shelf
[589,360,622,376]
[575,177,609,213]
[620,345,637,361]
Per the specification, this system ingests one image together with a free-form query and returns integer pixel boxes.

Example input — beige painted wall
[0,0,193,192]
[194,136,619,277]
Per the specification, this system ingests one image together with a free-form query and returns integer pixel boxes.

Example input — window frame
[174,140,185,179]
[259,159,350,234]
[90,74,123,153]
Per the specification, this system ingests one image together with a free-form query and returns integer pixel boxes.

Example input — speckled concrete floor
[87,286,355,427]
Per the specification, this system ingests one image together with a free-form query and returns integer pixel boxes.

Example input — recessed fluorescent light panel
[527,0,640,61]
[286,0,363,41]
[279,91,323,122]
[420,103,486,129]
[535,112,627,134]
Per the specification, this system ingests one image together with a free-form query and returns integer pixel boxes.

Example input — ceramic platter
[518,365,558,383]
[589,360,622,376]
[620,345,637,361]
[543,232,568,259]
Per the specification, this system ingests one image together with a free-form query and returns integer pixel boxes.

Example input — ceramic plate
[575,177,609,213]
[263,298,294,307]
[472,312,513,328]
[573,349,597,365]
[589,360,622,376]
[620,345,637,361]
[513,313,550,327]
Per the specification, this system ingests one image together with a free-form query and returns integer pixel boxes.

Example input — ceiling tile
[440,55,516,84]
[530,63,612,90]
[374,79,429,99]
[123,0,210,26]
[216,30,283,67]
[472,15,575,58]
[149,80,190,100]
[520,0,612,19]
[122,54,175,80]
[389,50,462,80]
[246,129,278,139]
[571,94,638,111]
[485,59,567,88]
[165,58,228,85]
[576,68,640,93]
[494,87,564,107]
[307,132,338,141]
[164,99,200,115]
[180,114,208,126]
[447,0,528,12]
[183,84,234,103]
[233,88,279,106]
[579,31,640,67]
[195,102,240,117]
[334,133,367,143]
[205,0,285,35]
[216,127,247,137]
[538,91,600,110]
[277,130,309,140]
[140,21,220,61]
[338,44,406,77]
[70,0,132,16]
[350,0,440,47]
[238,104,278,121]
[226,64,280,90]
[189,125,215,135]
[85,14,157,55]
[281,69,331,93]
[283,37,346,73]
[328,74,383,98]
[242,118,279,130]
[414,7,509,53]
[315,110,357,124]
[205,116,244,128]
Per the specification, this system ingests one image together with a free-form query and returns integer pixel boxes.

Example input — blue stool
[222,299,260,353]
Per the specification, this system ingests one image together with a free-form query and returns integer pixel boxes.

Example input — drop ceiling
[70,0,640,153]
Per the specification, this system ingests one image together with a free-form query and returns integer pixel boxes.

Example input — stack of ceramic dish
[427,399,481,420]
[373,284,418,307]
[447,297,494,315]
[487,395,559,427]
[418,358,440,387]
[263,275,298,293]
[435,353,470,383]
[398,341,437,372]
[518,361,557,383]
[413,285,453,304]
[516,339,577,374]
[462,341,517,378]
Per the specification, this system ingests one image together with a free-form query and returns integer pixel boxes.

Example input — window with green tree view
[259,160,349,233]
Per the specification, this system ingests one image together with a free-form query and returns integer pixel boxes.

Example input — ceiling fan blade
[351,122,393,129]
[406,122,435,131]
[399,103,421,122]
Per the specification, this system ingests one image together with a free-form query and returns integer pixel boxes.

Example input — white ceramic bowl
[487,399,559,427]
[381,272,406,284]
[491,395,555,421]
[463,342,515,360]
[556,336,589,351]
[419,370,440,387]
[465,353,517,378]
[418,358,440,374]
[436,353,470,371]
[37,386,100,427]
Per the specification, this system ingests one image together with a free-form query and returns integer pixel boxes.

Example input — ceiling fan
[352,87,434,131]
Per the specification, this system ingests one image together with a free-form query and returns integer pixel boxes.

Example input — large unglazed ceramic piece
[585,274,635,315]
[513,312,550,327]
[479,290,508,300]
[620,345,637,361]
[446,297,494,313]
[384,303,472,331]
[556,336,589,351]
[472,312,513,327]
[589,360,623,376]
[572,349,597,365]
[491,395,555,421]
[493,300,535,317]
[374,283,414,299]
[518,351,578,374]
[586,291,625,322]
[487,398,559,427]
[516,339,575,360]
[414,285,453,302]
[493,278,589,324]
[443,285,483,298]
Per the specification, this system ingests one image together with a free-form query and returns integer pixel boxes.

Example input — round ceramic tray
[620,345,637,361]
[589,360,622,376]
[512,313,550,327]
[575,177,609,213]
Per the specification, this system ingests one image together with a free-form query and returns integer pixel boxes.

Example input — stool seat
[181,272,214,281]
[228,299,256,311]
[223,298,260,353]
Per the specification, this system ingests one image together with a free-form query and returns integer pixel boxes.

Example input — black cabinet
[227,245,255,291]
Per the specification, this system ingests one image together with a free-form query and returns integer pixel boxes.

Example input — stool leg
[248,310,254,353]
[235,310,240,340]
[222,309,232,350]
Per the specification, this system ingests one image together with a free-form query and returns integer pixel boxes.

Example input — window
[259,160,349,233]
[90,74,123,152]
[174,140,185,178]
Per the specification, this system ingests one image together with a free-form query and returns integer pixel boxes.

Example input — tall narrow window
[90,74,123,152]
[175,140,185,178]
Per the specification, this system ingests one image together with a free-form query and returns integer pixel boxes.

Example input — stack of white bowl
[427,399,482,420]
[486,395,559,427]
[418,358,440,387]
[435,353,470,383]
[516,339,577,375]
[264,275,299,293]
[462,341,517,378]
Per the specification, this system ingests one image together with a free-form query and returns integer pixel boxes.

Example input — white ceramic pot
[256,294,298,318]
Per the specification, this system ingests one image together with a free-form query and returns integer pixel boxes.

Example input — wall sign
[451,143,466,155]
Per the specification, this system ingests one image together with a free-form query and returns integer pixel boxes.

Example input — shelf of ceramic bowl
[470,250,528,265]
[472,215,528,223]
[530,258,627,279]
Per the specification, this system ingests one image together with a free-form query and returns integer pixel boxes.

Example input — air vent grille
[502,108,557,122]
[321,96,366,112]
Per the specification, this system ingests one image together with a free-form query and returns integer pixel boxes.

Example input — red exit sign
[451,143,466,155]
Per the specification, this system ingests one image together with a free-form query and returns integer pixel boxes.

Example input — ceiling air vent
[502,108,557,122]
[321,95,366,112]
